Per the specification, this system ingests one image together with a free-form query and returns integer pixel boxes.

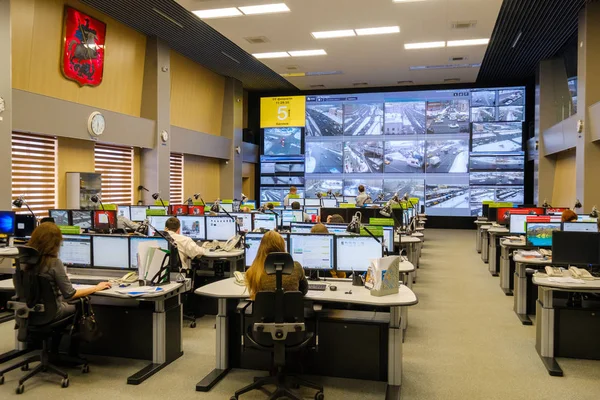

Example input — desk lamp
[210,199,221,214]
[137,185,150,205]
[346,211,362,234]
[152,192,167,211]
[316,192,323,207]
[12,195,37,224]
[90,194,105,211]
[574,199,582,210]
[590,206,598,218]
[542,198,551,209]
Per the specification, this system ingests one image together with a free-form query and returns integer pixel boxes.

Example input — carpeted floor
[0,229,599,399]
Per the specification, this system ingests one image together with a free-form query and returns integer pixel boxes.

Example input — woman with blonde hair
[245,230,308,299]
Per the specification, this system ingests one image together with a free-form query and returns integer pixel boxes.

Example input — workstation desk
[513,252,550,325]
[533,274,600,376]
[480,225,492,263]
[0,275,188,385]
[499,239,538,296]
[195,279,418,400]
[395,235,421,277]
[474,220,492,253]
[487,227,510,276]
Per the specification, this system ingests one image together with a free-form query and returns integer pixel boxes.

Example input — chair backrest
[251,290,306,347]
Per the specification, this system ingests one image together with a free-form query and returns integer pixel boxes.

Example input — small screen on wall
[263,127,302,156]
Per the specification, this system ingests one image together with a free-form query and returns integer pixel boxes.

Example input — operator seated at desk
[326,214,345,224]
[163,217,206,269]
[561,209,578,223]
[291,201,312,222]
[26,223,112,322]
[245,230,308,299]
[116,205,140,231]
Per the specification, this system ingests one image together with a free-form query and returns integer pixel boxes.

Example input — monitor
[281,210,304,227]
[526,221,561,247]
[552,231,600,266]
[336,236,383,272]
[242,200,256,209]
[487,207,499,223]
[382,226,394,251]
[482,204,490,218]
[206,216,236,241]
[220,203,234,213]
[304,207,319,216]
[343,196,356,204]
[93,210,117,231]
[322,199,337,208]
[117,206,131,220]
[179,216,206,240]
[188,205,205,216]
[230,213,252,233]
[509,214,528,234]
[149,205,166,210]
[288,198,304,207]
[289,233,334,270]
[60,235,92,267]
[148,215,171,236]
[130,206,149,222]
[578,215,598,222]
[244,232,289,267]
[49,209,70,226]
[71,210,93,230]
[253,214,278,230]
[304,199,321,207]
[290,222,314,233]
[14,214,35,237]
[0,211,15,235]
[563,222,599,233]
[130,236,169,269]
[92,235,130,269]
[545,208,568,216]
[169,204,189,215]
[324,223,349,234]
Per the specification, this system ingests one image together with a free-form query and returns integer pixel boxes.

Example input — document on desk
[115,286,164,297]
[520,251,541,257]
[547,277,585,284]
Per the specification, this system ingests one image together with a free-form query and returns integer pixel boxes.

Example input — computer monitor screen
[563,222,598,233]
[336,236,383,272]
[60,235,92,267]
[552,231,600,266]
[288,199,304,207]
[253,214,278,230]
[578,215,598,222]
[117,206,131,220]
[545,208,568,216]
[93,210,117,231]
[487,208,499,223]
[71,210,93,229]
[220,203,234,213]
[0,211,15,235]
[242,201,256,209]
[324,223,349,234]
[149,205,166,210]
[92,236,129,269]
[382,226,394,250]
[147,216,171,236]
[169,205,188,215]
[290,223,314,233]
[322,199,337,208]
[206,216,236,241]
[509,214,528,234]
[526,222,561,247]
[482,204,490,218]
[289,233,334,270]
[281,210,304,227]
[304,199,321,207]
[179,216,206,240]
[130,236,169,269]
[230,213,252,233]
[188,205,205,216]
[304,207,319,216]
[14,214,35,237]
[344,196,356,204]
[130,206,149,222]
[244,232,289,267]
[49,210,70,226]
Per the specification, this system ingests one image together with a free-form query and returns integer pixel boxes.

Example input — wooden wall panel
[11,0,146,117]
[242,162,255,200]
[170,50,225,135]
[552,149,577,207]
[57,137,95,208]
[184,155,221,201]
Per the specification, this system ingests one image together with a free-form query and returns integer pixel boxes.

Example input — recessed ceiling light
[355,26,400,36]
[447,38,489,47]
[192,7,242,19]
[404,41,445,50]
[288,49,327,57]
[312,30,356,39]
[238,3,291,15]
[252,52,290,59]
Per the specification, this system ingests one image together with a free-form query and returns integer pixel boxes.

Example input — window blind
[170,153,184,204]
[94,143,134,205]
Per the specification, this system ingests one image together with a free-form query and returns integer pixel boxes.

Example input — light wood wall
[184,155,221,201]
[552,149,577,207]
[11,0,147,117]
[170,50,225,135]
[242,162,255,200]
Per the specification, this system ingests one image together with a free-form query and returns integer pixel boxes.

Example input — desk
[195,278,418,400]
[533,274,600,376]
[0,277,187,385]
[513,253,549,325]
[411,232,424,259]
[474,220,492,253]
[199,249,244,276]
[396,236,421,278]
[499,239,531,295]
[488,227,509,276]
[480,225,492,263]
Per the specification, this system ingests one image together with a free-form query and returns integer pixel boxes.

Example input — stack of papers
[115,286,164,297]
[137,241,169,281]
[520,250,541,257]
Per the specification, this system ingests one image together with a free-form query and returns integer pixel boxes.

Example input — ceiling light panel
[238,3,291,15]
[252,52,290,59]
[447,38,490,47]
[312,30,356,39]
[288,49,327,57]
[404,41,445,49]
[355,26,400,36]
[192,8,242,19]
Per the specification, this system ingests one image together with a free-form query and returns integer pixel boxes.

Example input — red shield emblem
[61,7,106,87]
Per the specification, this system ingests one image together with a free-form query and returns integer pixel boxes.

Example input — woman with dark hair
[26,222,111,320]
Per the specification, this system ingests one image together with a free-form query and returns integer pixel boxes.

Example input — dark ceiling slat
[81,0,297,91]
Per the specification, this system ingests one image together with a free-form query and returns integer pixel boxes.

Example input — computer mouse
[329,285,337,291]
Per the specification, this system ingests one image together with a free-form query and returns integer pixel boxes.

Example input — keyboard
[71,277,106,285]
[308,283,327,291]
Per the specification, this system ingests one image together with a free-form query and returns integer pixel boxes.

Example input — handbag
[73,297,102,342]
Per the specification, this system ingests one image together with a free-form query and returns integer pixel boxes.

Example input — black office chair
[0,246,88,394]
[232,252,324,400]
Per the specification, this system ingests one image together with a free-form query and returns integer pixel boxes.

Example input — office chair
[0,246,88,394]
[231,252,324,400]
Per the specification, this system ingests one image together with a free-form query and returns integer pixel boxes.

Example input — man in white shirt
[291,201,312,223]
[355,185,371,207]
[163,217,206,269]
[283,186,298,206]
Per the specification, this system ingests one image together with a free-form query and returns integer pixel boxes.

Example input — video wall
[259,87,526,217]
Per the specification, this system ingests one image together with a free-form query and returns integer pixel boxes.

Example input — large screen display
[260,87,525,216]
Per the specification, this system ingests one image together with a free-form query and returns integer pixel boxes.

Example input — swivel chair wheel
[16,384,24,394]
[0,374,4,385]
[81,364,90,373]
[61,378,69,388]
[190,322,197,328]
[20,364,29,371]
[315,391,324,400]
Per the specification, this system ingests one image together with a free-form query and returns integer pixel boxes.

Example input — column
[219,78,243,199]
[0,0,12,207]
[140,37,170,204]
[575,2,600,212]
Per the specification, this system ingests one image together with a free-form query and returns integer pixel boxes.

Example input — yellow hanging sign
[260,96,306,128]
